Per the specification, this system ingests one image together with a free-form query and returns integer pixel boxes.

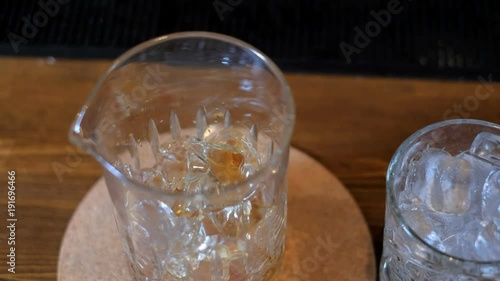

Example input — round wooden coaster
[58,147,376,281]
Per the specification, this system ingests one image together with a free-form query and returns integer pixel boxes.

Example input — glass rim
[69,31,295,201]
[387,118,500,265]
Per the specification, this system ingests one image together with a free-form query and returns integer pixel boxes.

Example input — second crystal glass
[69,32,295,281]
[381,119,500,280]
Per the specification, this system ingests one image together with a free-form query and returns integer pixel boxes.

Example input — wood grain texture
[0,57,499,280]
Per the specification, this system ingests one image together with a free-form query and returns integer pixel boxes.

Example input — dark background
[2,0,500,80]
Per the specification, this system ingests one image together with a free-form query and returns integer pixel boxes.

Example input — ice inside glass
[381,119,500,280]
[401,131,500,261]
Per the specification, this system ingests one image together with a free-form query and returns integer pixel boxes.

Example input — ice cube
[441,220,479,260]
[159,138,187,162]
[165,253,190,279]
[429,156,472,214]
[207,201,252,237]
[185,136,207,158]
[198,173,222,196]
[156,158,187,193]
[210,245,230,281]
[206,145,245,186]
[406,149,472,214]
[474,221,500,261]
[403,209,445,251]
[405,149,448,201]
[482,170,500,225]
[140,168,168,190]
[404,207,469,257]
[180,152,208,193]
[454,152,495,221]
[127,222,157,275]
[430,210,465,239]
[398,187,425,213]
[187,153,209,180]
[205,126,260,167]
[195,235,218,261]
[470,132,500,166]
[165,215,210,274]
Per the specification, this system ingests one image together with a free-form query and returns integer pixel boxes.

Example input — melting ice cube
[207,201,252,237]
[482,170,500,225]
[406,149,472,214]
[470,132,500,166]
[474,221,500,261]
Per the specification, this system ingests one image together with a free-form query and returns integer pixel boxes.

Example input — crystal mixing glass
[381,119,500,280]
[69,32,295,281]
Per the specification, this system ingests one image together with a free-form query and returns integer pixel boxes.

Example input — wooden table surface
[0,57,499,280]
